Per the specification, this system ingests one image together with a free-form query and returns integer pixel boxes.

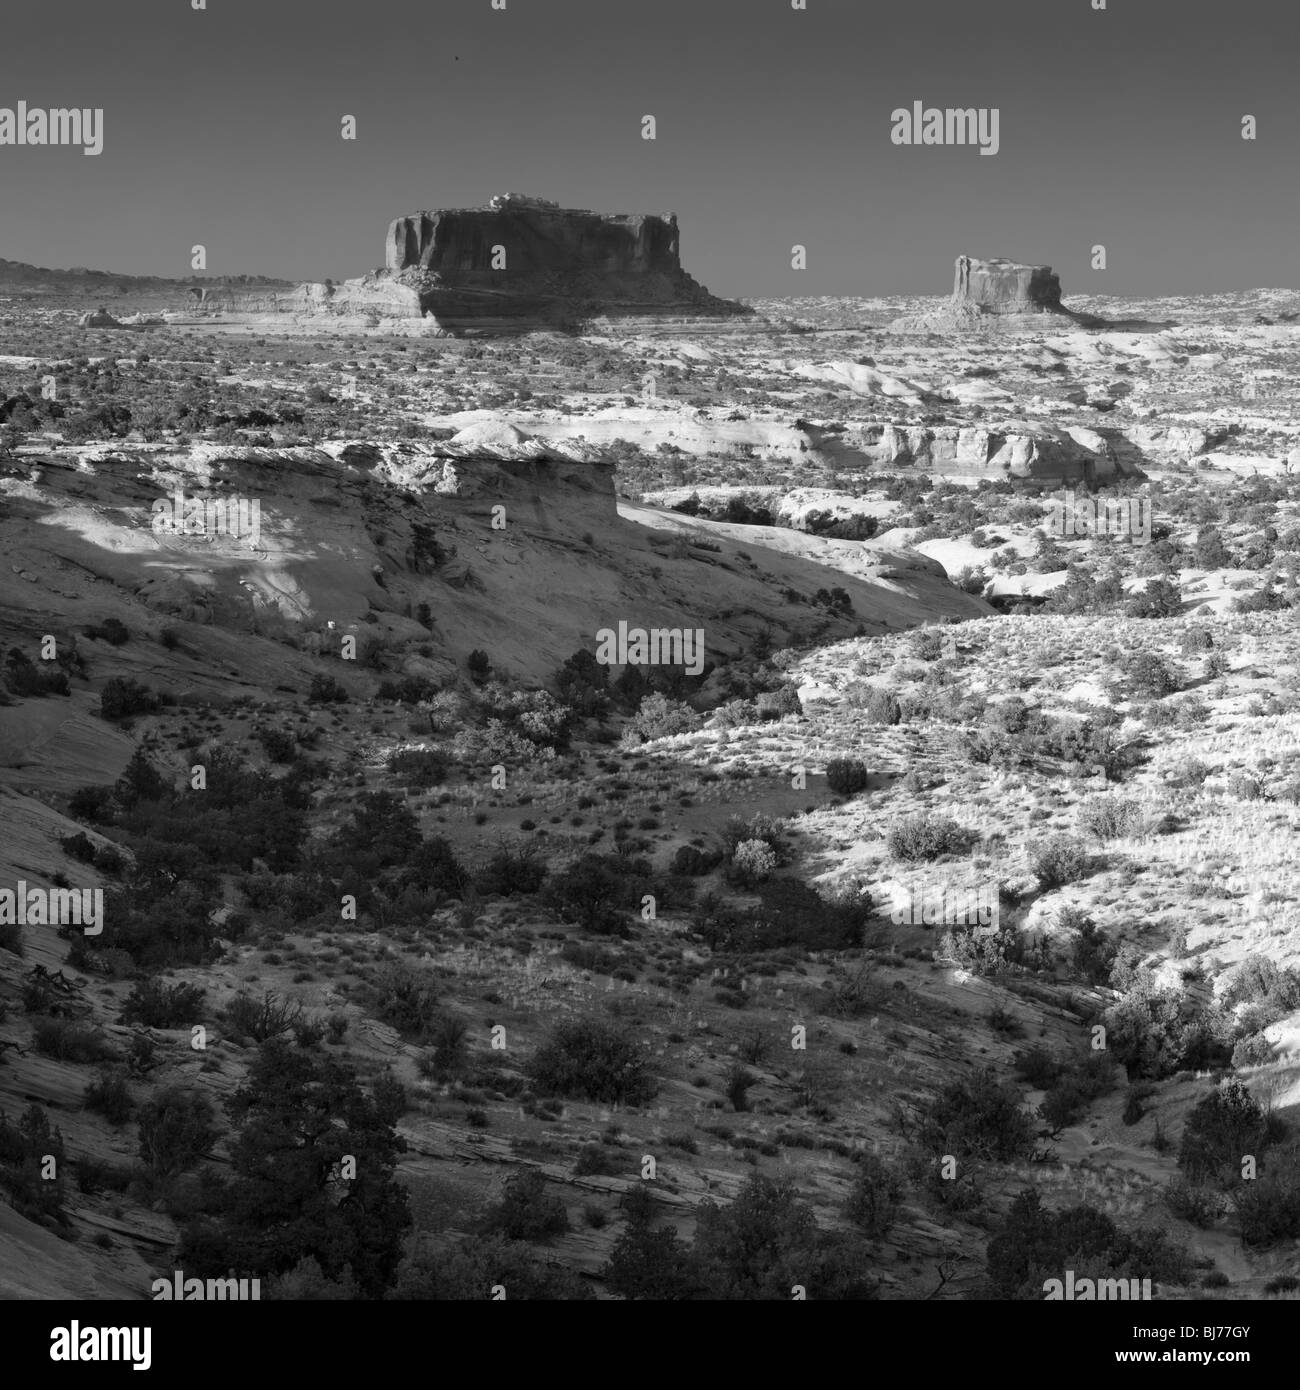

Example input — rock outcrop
[379,193,748,329]
[190,194,750,333]
[952,256,1063,314]
[385,200,681,280]
[892,255,1104,333]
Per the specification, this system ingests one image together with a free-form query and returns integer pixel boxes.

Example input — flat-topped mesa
[187,195,752,333]
[374,194,750,329]
[385,203,683,280]
[891,253,1104,333]
[953,255,1063,315]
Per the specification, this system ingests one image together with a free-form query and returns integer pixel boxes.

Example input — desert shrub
[392,1234,593,1300]
[61,830,98,863]
[984,1189,1192,1299]
[308,673,348,704]
[85,617,129,646]
[572,1143,625,1176]
[266,1257,361,1300]
[1104,978,1232,1080]
[1038,1055,1118,1134]
[116,745,168,808]
[560,941,622,976]
[94,843,126,875]
[671,844,722,876]
[333,790,422,870]
[1221,955,1300,1013]
[1014,1046,1065,1090]
[939,920,1026,978]
[1226,772,1263,800]
[527,1018,657,1106]
[626,692,703,742]
[544,853,635,934]
[1235,1161,1300,1248]
[1177,1079,1273,1184]
[371,966,439,1041]
[401,834,469,896]
[1165,1176,1227,1227]
[729,839,777,887]
[887,813,968,862]
[256,727,297,762]
[1121,653,1184,699]
[32,1019,119,1064]
[1078,796,1141,841]
[100,677,160,721]
[122,978,206,1029]
[424,1015,469,1079]
[0,1104,68,1227]
[376,675,440,705]
[986,695,1032,734]
[1179,626,1215,654]
[476,838,547,896]
[1122,1082,1156,1126]
[917,1067,1036,1162]
[695,877,867,953]
[3,647,71,698]
[1060,906,1118,986]
[603,1214,697,1300]
[1031,835,1090,889]
[84,1068,134,1125]
[692,1173,878,1300]
[1232,1032,1276,1068]
[720,812,785,859]
[137,1085,219,1175]
[481,1169,569,1242]
[850,685,902,724]
[724,1062,755,1112]
[844,1154,903,1238]
[67,783,115,823]
[826,758,869,795]
[177,1038,411,1296]
[223,990,304,1044]
[387,747,447,788]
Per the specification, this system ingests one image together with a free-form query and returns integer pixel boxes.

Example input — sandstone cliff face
[379,195,748,328]
[892,255,1102,333]
[952,256,1063,314]
[177,195,749,332]
[386,205,681,280]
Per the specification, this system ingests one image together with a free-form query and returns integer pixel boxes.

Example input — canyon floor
[1,285,1299,1301]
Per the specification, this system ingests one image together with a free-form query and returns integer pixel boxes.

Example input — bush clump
[844,1153,903,1238]
[826,759,869,796]
[137,1085,219,1175]
[122,978,206,1029]
[84,1069,134,1125]
[527,1018,657,1106]
[1031,836,1090,889]
[481,1170,569,1242]
[917,1067,1036,1162]
[887,813,968,862]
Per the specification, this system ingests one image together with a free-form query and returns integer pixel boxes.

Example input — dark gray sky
[0,0,1294,297]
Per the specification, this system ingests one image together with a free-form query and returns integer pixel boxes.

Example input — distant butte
[375,193,751,331]
[891,254,1106,333]
[952,255,1064,315]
